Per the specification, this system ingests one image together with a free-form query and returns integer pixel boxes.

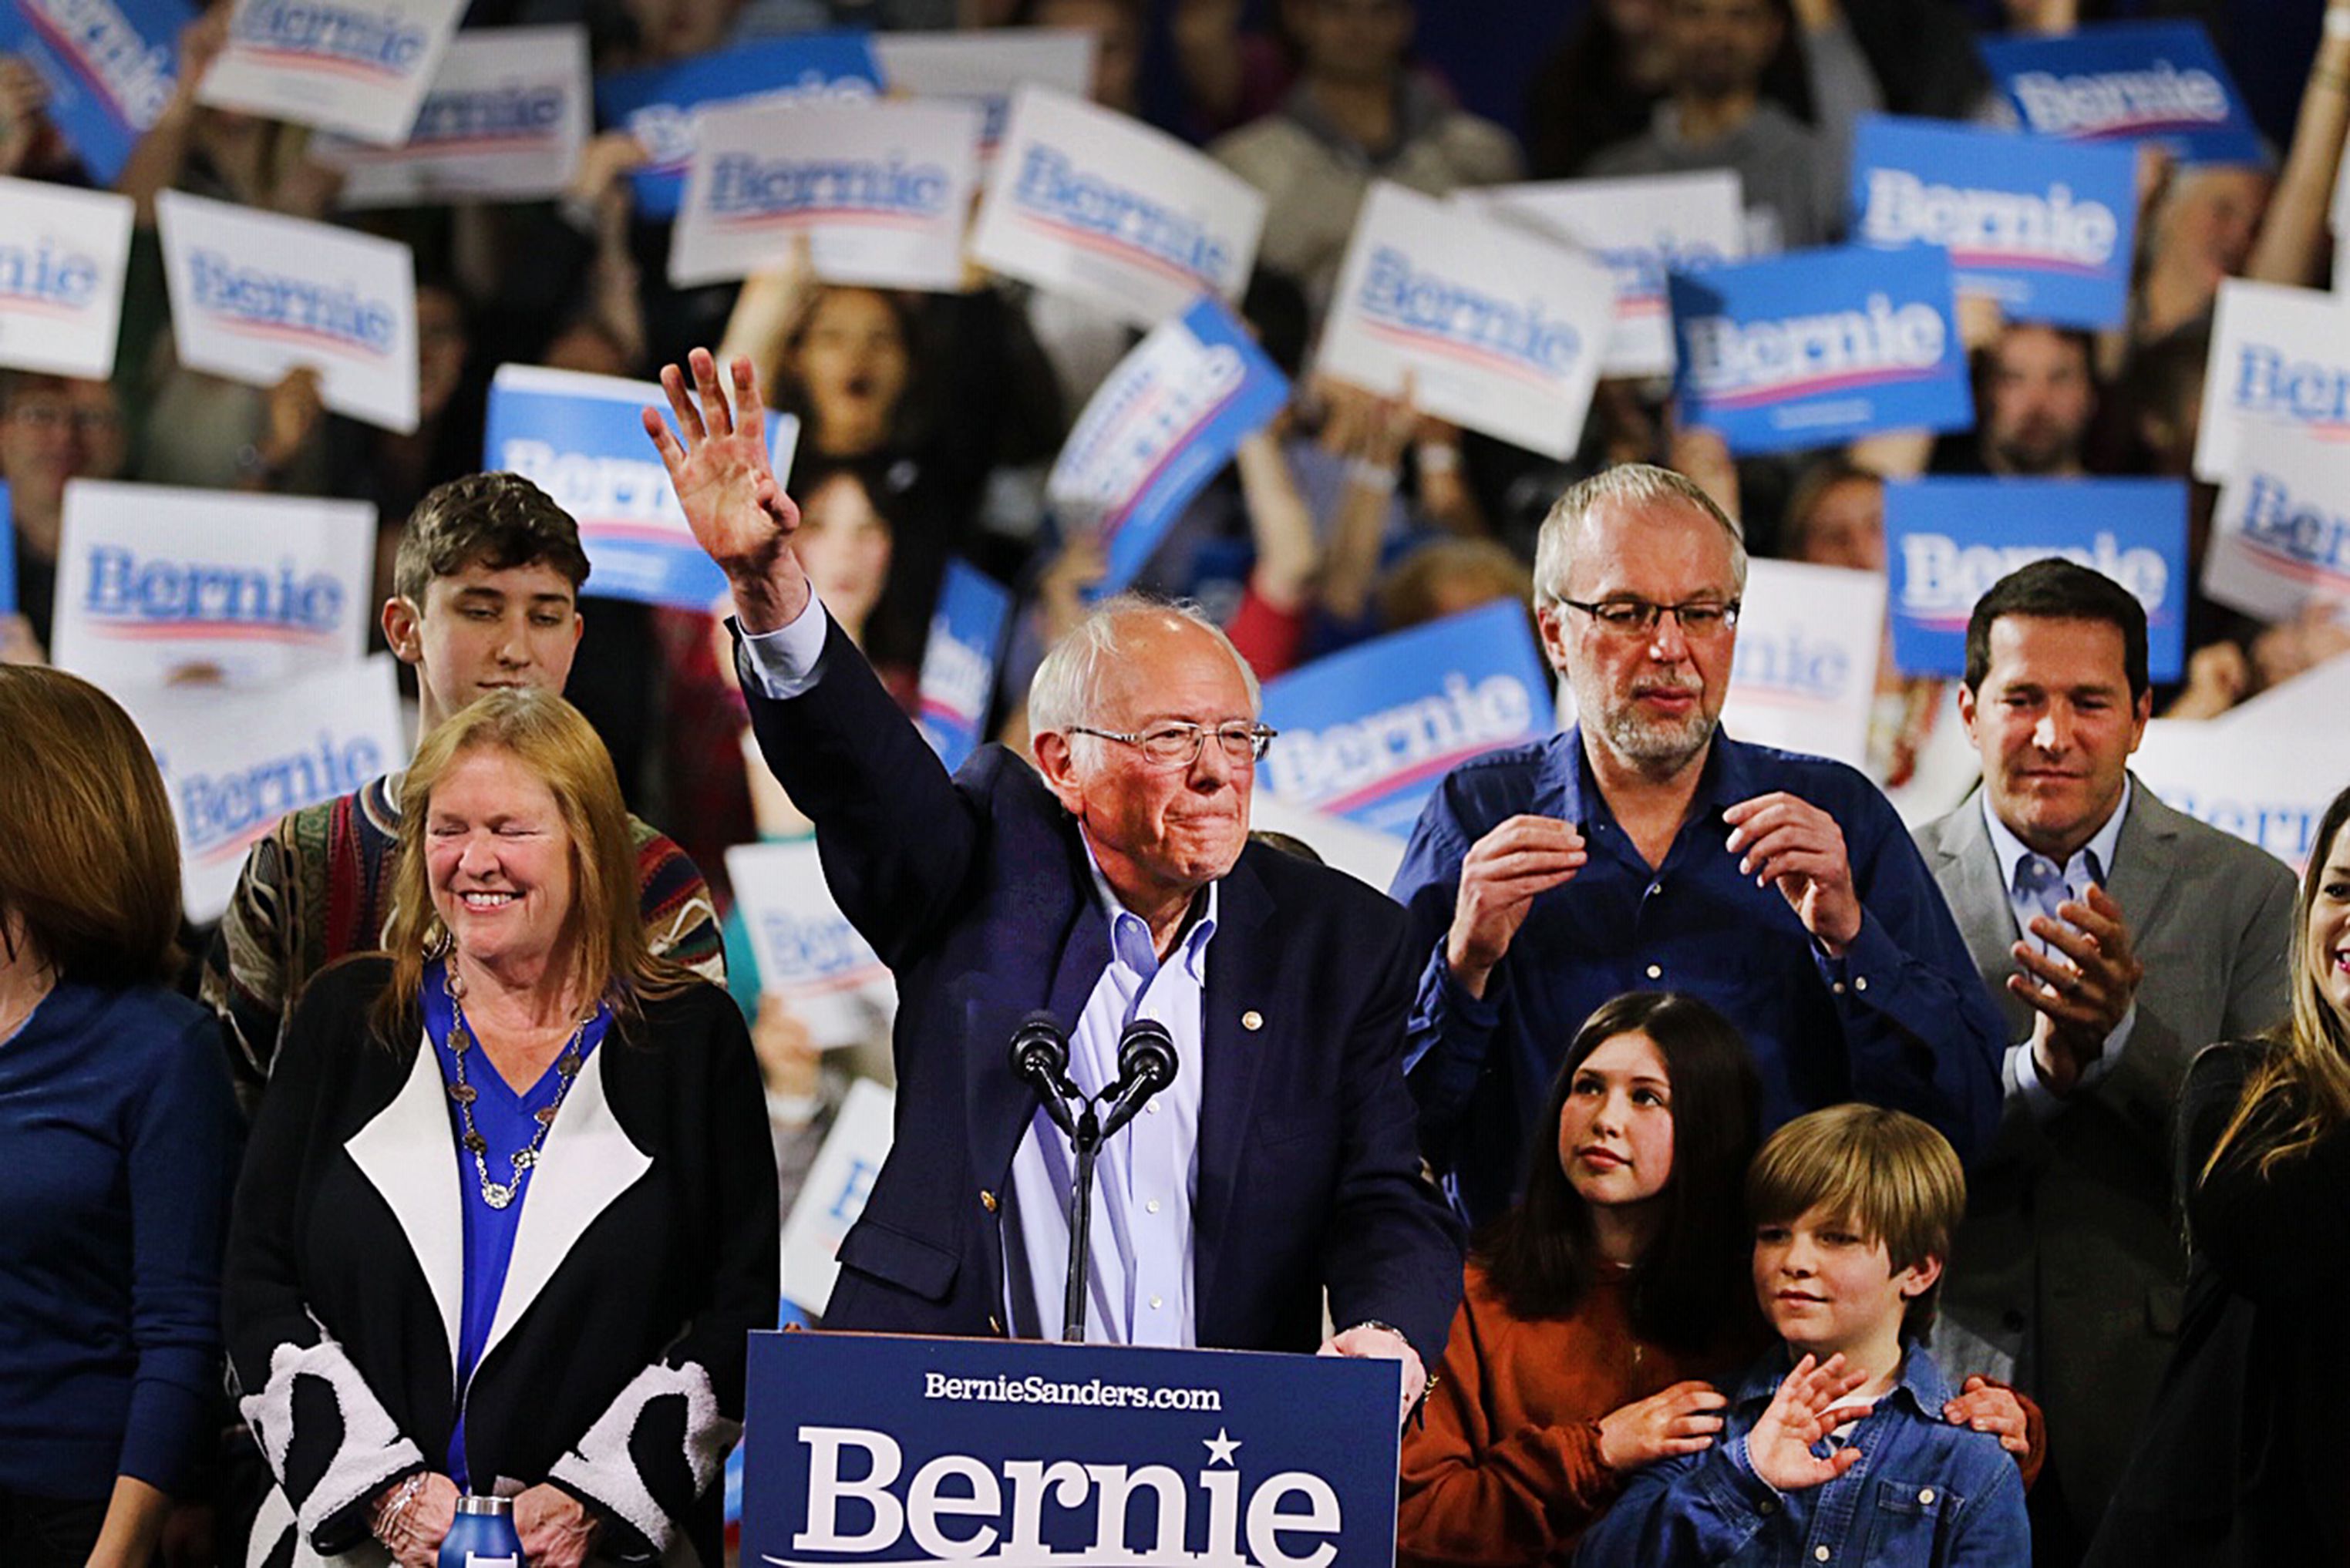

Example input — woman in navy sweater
[0,668,240,1566]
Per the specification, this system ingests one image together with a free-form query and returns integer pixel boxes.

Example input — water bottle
[438,1494,527,1568]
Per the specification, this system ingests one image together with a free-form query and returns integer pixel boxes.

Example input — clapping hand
[1745,1354,1870,1492]
[2012,883,2141,1096]
[1724,793,1863,954]
[642,348,804,631]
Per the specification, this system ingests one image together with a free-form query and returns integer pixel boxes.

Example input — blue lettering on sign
[1012,145,1234,288]
[758,911,870,981]
[84,546,345,631]
[1356,246,1583,380]
[187,249,398,356]
[1602,235,1729,305]
[2236,472,2350,587]
[1732,626,1852,702]
[229,0,426,74]
[826,1157,877,1223]
[407,84,564,144]
[177,733,383,858]
[707,151,950,220]
[2232,345,2350,429]
[1684,291,1945,404]
[0,238,102,309]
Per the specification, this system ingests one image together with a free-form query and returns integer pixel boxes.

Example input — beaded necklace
[441,966,598,1210]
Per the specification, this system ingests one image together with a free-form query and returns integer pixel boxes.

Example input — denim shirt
[1576,1341,2030,1568]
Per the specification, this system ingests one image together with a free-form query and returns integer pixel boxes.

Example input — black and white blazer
[225,957,778,1567]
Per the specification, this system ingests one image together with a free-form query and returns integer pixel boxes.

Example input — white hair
[1531,463,1749,611]
[1027,594,1261,745]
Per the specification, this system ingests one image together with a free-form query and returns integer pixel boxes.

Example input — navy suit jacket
[741,616,1465,1364]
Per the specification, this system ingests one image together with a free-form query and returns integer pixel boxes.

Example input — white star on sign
[1203,1428,1241,1467]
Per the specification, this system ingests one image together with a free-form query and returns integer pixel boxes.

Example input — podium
[739,1331,1402,1567]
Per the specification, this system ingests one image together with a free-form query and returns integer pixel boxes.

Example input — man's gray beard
[1601,705,1718,772]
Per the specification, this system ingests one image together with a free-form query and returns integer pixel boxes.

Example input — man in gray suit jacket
[1917,560,2294,1563]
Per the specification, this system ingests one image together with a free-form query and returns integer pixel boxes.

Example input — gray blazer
[1914,779,2295,1544]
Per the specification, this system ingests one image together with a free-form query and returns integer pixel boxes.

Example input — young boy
[1578,1104,2030,1566]
[201,473,725,1111]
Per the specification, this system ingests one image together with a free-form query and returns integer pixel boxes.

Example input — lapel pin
[1241,1010,1264,1032]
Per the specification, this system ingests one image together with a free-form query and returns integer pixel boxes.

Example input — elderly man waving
[643,349,1463,1407]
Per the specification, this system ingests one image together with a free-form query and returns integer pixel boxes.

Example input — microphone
[1098,1018,1179,1139]
[1007,1011,1079,1135]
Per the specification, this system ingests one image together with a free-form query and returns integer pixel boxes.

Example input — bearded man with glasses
[644,349,1463,1410]
[1389,463,2003,1225]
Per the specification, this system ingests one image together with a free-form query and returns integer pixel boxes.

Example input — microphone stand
[1062,1097,1103,1343]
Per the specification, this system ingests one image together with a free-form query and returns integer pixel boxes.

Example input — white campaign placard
[969,86,1265,329]
[0,178,135,379]
[157,191,419,433]
[1463,170,1745,379]
[156,193,420,432]
[2194,278,2350,483]
[2133,712,2350,873]
[779,1077,894,1316]
[668,97,982,291]
[1247,792,1407,893]
[726,840,896,1050]
[53,479,377,688]
[197,0,466,143]
[2203,422,2350,622]
[1316,181,1614,461]
[313,26,590,207]
[113,655,407,922]
[1720,557,1885,766]
[872,28,1094,160]
[2205,651,2350,738]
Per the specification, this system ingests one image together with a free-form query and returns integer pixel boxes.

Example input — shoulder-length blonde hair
[0,667,182,986]
[374,689,693,1041]
[2204,784,2350,1183]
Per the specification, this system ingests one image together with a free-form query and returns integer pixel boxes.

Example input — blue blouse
[420,962,610,1488]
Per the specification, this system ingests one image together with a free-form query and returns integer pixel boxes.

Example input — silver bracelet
[372,1473,426,1543]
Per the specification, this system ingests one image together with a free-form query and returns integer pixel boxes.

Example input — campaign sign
[156,191,419,433]
[1885,477,2187,681]
[970,86,1266,330]
[726,839,894,1051]
[2204,423,2350,623]
[871,27,1094,161]
[1671,245,1971,456]
[113,655,404,923]
[1850,115,2137,330]
[1463,170,1745,379]
[0,177,133,379]
[1980,22,2263,167]
[595,32,884,220]
[1048,295,1289,595]
[312,25,590,207]
[669,98,982,291]
[1259,600,1553,839]
[484,362,798,611]
[0,0,190,183]
[914,558,1012,772]
[198,0,465,145]
[1247,792,1408,895]
[53,479,376,688]
[1318,181,1614,461]
[1721,557,1884,767]
[2193,279,2350,483]
[2133,713,2350,873]
[741,1333,1402,1568]
[778,1077,892,1317]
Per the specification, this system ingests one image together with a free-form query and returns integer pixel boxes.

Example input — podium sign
[742,1331,1401,1568]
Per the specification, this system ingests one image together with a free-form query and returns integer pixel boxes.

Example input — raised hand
[1596,1380,1729,1470]
[1445,815,1587,998]
[1723,792,1862,954]
[1746,1354,1869,1492]
[641,348,805,632]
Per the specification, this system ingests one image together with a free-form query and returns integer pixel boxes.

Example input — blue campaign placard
[1258,600,1553,839]
[1886,477,2187,681]
[1850,115,2139,330]
[742,1331,1402,1568]
[0,481,14,617]
[1980,21,2264,167]
[483,365,798,611]
[0,0,192,183]
[595,32,883,219]
[915,558,1012,773]
[1670,245,1972,456]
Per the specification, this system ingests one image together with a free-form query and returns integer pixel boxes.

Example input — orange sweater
[1397,1262,1753,1568]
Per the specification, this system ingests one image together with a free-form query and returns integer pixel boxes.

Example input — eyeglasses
[1069,722,1278,768]
[5,402,122,436]
[1560,597,1741,638]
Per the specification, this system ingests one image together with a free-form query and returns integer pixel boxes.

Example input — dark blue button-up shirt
[1576,1341,2030,1566]
[1391,728,2003,1222]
